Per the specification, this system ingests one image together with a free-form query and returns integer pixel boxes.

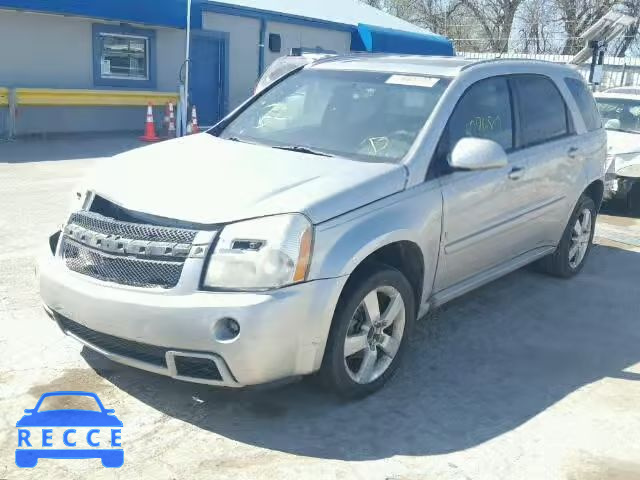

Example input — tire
[536,194,596,278]
[320,263,416,399]
[627,181,640,217]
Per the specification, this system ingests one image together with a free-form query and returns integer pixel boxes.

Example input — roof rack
[460,57,561,70]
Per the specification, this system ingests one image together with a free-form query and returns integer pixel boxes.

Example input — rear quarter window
[565,77,602,132]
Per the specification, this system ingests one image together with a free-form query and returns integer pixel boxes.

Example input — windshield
[218,69,451,163]
[596,98,640,134]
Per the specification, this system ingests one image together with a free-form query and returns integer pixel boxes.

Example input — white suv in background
[40,56,606,397]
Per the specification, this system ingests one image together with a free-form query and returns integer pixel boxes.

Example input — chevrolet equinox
[40,55,606,397]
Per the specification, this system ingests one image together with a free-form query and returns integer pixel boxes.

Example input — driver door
[433,76,537,293]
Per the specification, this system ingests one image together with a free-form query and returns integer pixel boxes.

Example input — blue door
[190,32,226,126]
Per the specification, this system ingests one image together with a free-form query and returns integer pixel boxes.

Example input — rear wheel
[320,264,415,399]
[535,195,596,278]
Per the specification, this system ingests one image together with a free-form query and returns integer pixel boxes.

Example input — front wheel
[320,264,416,399]
[536,195,596,278]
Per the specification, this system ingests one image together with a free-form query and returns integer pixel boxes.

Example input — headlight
[611,152,640,173]
[617,164,640,178]
[203,214,313,290]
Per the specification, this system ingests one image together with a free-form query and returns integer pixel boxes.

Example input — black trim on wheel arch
[319,262,416,399]
[534,194,596,278]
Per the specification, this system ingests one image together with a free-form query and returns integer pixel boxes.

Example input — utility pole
[588,40,606,90]
[181,0,192,136]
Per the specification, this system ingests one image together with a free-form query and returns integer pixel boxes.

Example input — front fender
[323,225,420,279]
[309,183,443,298]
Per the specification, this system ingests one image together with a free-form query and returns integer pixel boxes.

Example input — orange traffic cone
[167,102,176,138]
[140,103,160,142]
[188,105,200,135]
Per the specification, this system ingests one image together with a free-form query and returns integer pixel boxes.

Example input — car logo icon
[16,391,123,468]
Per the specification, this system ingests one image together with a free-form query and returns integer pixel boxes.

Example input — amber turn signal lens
[293,227,313,283]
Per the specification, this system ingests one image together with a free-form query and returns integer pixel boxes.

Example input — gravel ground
[1,136,639,480]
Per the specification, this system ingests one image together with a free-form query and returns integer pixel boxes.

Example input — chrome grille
[61,238,184,289]
[60,210,203,289]
[68,211,198,244]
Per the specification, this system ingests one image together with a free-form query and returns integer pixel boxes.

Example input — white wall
[202,11,260,109]
[0,9,184,135]
[0,9,184,91]
[264,21,351,67]
[156,28,186,92]
[201,12,352,109]
[0,10,93,88]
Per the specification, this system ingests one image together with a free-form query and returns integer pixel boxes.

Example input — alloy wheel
[343,286,406,384]
[569,208,592,269]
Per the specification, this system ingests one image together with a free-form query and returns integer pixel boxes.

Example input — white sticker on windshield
[386,75,439,88]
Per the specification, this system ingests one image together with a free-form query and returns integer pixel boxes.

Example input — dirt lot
[1,136,640,480]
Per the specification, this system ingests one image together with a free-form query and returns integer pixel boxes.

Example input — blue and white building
[0,0,453,136]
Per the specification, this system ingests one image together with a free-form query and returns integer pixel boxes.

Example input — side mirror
[104,409,115,415]
[450,137,508,171]
[24,409,34,414]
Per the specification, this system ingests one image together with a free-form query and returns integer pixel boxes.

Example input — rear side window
[447,76,514,151]
[513,75,569,147]
[564,77,602,131]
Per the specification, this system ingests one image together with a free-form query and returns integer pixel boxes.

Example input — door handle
[508,166,525,180]
[568,147,579,158]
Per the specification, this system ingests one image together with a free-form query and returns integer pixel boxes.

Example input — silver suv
[40,56,606,397]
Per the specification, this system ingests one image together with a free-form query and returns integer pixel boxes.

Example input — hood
[88,134,407,225]
[16,410,123,427]
[606,129,640,156]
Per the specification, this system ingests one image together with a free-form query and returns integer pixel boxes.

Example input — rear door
[509,75,584,247]
[564,76,607,194]
[433,76,539,291]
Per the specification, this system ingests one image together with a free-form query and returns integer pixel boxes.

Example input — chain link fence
[457,51,640,91]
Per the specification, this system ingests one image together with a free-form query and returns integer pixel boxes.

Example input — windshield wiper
[271,145,333,157]
[225,136,254,144]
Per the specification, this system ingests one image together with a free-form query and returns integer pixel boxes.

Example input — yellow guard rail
[14,88,179,107]
[0,87,8,107]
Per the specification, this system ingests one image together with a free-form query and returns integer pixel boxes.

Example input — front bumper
[39,250,346,387]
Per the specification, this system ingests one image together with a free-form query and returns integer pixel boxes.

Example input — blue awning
[354,23,455,56]
[0,0,190,28]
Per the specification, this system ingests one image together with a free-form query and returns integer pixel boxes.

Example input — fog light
[213,317,241,342]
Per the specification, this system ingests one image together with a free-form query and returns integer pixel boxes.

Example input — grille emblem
[64,224,205,259]
[60,210,213,289]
